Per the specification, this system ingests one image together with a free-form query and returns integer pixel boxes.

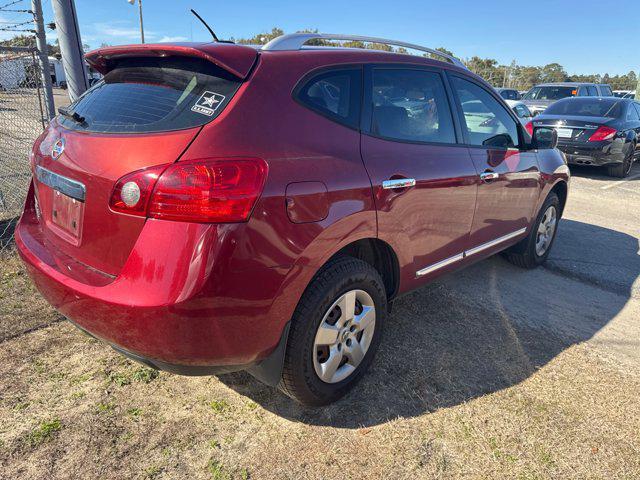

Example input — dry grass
[1,253,639,479]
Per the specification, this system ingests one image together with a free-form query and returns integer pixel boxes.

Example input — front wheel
[278,256,387,406]
[503,192,560,269]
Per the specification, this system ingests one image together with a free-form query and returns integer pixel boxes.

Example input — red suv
[17,33,569,405]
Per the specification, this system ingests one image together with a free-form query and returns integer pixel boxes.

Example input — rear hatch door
[32,46,253,276]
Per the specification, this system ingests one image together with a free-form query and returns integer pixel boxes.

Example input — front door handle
[479,171,499,183]
[382,178,416,190]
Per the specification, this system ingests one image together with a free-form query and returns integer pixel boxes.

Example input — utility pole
[51,0,88,102]
[31,0,55,119]
[128,0,144,43]
[138,0,144,43]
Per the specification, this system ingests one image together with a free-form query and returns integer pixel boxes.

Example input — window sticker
[191,91,226,116]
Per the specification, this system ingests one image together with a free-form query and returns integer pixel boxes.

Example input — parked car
[623,91,636,99]
[495,87,521,100]
[16,33,569,405]
[527,96,640,177]
[614,90,633,98]
[522,82,614,116]
[506,99,534,126]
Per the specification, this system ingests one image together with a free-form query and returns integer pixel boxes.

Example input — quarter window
[297,69,361,128]
[370,69,456,144]
[451,76,519,149]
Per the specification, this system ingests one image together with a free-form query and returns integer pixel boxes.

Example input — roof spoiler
[85,43,257,79]
[262,33,467,69]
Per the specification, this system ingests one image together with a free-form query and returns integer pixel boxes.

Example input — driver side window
[451,76,519,149]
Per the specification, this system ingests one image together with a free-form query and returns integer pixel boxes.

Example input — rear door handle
[382,178,416,190]
[479,171,499,182]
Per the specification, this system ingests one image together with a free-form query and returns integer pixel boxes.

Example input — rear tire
[278,256,387,406]
[503,192,560,269]
[607,148,634,178]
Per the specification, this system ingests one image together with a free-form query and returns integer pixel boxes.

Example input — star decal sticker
[201,95,220,107]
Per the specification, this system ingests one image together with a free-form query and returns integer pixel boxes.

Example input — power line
[0,0,25,9]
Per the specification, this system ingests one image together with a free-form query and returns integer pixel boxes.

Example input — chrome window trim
[35,165,86,202]
[415,227,527,277]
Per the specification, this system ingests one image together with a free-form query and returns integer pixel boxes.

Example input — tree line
[234,28,637,91]
[2,29,637,91]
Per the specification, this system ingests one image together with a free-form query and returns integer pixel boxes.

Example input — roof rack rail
[262,33,467,69]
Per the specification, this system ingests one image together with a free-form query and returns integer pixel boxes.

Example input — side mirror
[532,127,558,150]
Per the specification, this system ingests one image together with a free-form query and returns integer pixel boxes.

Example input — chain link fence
[0,45,48,254]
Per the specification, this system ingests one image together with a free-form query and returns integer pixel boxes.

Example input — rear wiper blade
[58,106,85,124]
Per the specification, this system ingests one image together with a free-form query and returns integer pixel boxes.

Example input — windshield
[544,98,623,118]
[523,86,576,101]
[59,57,241,133]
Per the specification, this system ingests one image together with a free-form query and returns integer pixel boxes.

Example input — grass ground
[1,249,639,479]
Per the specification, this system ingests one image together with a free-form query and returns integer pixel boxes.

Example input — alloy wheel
[535,205,557,257]
[313,289,376,384]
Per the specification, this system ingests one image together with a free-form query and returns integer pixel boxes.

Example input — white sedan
[506,99,535,125]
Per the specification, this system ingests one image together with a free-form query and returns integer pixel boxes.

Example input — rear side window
[297,69,361,129]
[451,76,519,149]
[59,57,241,133]
[369,69,456,144]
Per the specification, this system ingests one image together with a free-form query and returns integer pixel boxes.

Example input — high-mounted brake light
[588,126,617,142]
[525,121,533,136]
[109,158,268,223]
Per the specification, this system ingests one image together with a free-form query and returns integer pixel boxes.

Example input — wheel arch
[550,180,568,217]
[325,237,400,300]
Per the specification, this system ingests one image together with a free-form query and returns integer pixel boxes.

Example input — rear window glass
[545,98,623,117]
[523,86,576,101]
[59,57,241,133]
[599,85,613,96]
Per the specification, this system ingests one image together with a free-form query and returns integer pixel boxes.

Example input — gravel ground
[0,162,638,479]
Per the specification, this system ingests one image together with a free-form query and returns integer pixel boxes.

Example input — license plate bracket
[51,190,84,242]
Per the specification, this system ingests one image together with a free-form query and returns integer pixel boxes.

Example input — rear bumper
[16,187,291,372]
[557,141,625,167]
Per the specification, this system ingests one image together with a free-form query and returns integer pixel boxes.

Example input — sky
[1,0,638,76]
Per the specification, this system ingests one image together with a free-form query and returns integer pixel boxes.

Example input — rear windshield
[544,98,623,118]
[523,86,576,101]
[59,57,241,133]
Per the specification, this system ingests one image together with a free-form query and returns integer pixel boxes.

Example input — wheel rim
[535,205,557,257]
[312,289,376,384]
[624,154,633,176]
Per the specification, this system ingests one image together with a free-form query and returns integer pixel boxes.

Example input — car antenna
[190,9,223,43]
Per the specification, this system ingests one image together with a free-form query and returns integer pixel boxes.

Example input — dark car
[522,82,614,116]
[495,88,521,100]
[16,33,569,405]
[527,97,640,177]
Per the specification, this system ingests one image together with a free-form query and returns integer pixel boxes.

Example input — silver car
[521,82,614,116]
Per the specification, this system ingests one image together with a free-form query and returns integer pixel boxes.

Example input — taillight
[525,121,533,136]
[109,158,267,223]
[109,165,166,217]
[588,126,617,142]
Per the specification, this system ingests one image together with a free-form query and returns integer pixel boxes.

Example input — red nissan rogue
[17,33,569,405]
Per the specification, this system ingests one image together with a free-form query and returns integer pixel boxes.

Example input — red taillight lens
[148,158,267,223]
[525,121,533,136]
[109,165,166,217]
[588,126,617,142]
[110,158,267,223]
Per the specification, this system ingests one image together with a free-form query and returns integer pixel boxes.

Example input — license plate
[556,128,573,139]
[52,190,84,240]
